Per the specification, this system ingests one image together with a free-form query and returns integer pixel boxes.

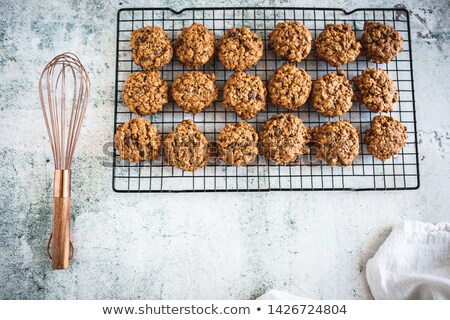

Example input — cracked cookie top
[353,68,399,113]
[163,120,211,172]
[312,120,360,167]
[174,23,215,68]
[314,24,361,67]
[364,115,407,161]
[223,72,266,120]
[122,71,169,116]
[114,117,162,163]
[171,71,218,115]
[218,27,264,71]
[130,26,173,70]
[360,21,403,64]
[259,113,311,165]
[311,70,353,117]
[268,21,312,62]
[268,64,312,110]
[217,122,259,166]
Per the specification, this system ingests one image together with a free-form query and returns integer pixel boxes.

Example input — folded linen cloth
[366,220,450,299]
[256,289,310,300]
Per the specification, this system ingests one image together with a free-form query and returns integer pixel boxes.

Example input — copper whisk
[39,53,90,269]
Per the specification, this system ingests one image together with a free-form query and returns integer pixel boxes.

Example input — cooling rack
[113,7,419,192]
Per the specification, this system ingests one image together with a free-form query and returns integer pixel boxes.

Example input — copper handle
[51,170,72,270]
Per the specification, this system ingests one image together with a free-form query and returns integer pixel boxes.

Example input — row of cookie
[131,21,403,71]
[122,65,398,119]
[114,114,407,171]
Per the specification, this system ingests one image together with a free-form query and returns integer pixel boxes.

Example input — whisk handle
[51,170,72,270]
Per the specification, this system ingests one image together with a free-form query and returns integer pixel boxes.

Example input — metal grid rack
[113,7,419,192]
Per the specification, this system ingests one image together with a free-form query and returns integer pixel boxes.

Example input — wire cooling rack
[113,7,419,192]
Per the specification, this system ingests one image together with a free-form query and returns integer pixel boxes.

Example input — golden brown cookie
[360,21,403,64]
[311,70,353,117]
[114,117,162,162]
[259,114,311,165]
[314,24,361,67]
[222,72,266,120]
[174,23,215,68]
[312,120,360,167]
[130,26,173,70]
[217,122,258,166]
[364,116,407,161]
[268,64,312,110]
[353,68,399,113]
[218,27,264,71]
[268,21,312,62]
[163,120,210,172]
[122,71,169,116]
[171,71,218,115]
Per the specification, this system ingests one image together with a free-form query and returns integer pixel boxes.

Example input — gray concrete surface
[0,0,449,299]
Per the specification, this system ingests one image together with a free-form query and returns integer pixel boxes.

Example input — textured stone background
[0,0,449,299]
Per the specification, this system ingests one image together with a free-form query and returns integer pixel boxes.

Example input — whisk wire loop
[39,52,90,170]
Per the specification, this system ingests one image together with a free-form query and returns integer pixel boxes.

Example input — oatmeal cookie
[314,24,361,67]
[311,70,353,117]
[268,64,312,110]
[114,117,162,162]
[222,72,266,120]
[163,120,210,172]
[122,71,169,116]
[171,71,218,115]
[259,114,311,165]
[360,21,403,64]
[217,122,258,166]
[312,120,360,167]
[130,26,173,70]
[174,23,215,68]
[353,68,398,113]
[364,116,407,161]
[268,21,312,62]
[218,27,264,71]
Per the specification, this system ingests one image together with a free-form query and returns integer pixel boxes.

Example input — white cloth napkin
[366,220,450,299]
[256,289,310,300]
